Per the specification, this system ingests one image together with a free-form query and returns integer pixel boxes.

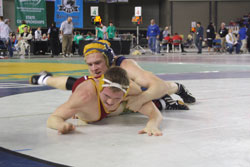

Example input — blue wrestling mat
[0,81,54,98]
[0,147,70,167]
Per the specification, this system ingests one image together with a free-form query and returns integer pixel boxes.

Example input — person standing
[95,24,103,40]
[238,24,247,53]
[107,21,116,40]
[247,20,250,53]
[0,19,13,58]
[73,31,83,54]
[102,23,107,40]
[34,27,42,41]
[60,17,74,57]
[195,22,204,54]
[206,22,215,52]
[218,22,228,52]
[0,16,4,36]
[48,22,60,57]
[147,19,160,54]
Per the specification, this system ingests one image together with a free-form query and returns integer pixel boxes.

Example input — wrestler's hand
[125,95,144,112]
[138,126,163,136]
[58,122,75,134]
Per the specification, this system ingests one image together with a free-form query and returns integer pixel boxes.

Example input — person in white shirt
[162,26,169,39]
[34,27,42,41]
[60,17,74,57]
[0,16,4,37]
[101,23,107,40]
[0,19,13,57]
[225,29,240,54]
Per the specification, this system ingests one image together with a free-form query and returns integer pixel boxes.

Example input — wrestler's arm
[137,101,163,136]
[107,80,141,117]
[47,82,94,134]
[121,59,169,111]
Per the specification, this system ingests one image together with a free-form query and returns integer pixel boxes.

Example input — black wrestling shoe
[176,83,196,103]
[162,94,189,110]
[29,71,53,85]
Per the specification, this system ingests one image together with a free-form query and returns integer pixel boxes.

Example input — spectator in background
[218,22,228,52]
[95,23,104,40]
[156,29,163,54]
[73,31,83,45]
[195,22,204,54]
[60,16,74,57]
[101,23,108,40]
[85,31,94,40]
[17,20,30,34]
[247,20,250,53]
[213,33,222,52]
[0,16,4,35]
[238,23,247,53]
[206,22,215,52]
[162,26,169,39]
[172,33,186,53]
[184,32,194,48]
[225,29,240,54]
[0,19,13,58]
[48,22,60,57]
[41,34,48,41]
[18,26,32,59]
[34,27,42,41]
[73,31,83,53]
[147,19,160,54]
[107,21,116,40]
[162,33,172,52]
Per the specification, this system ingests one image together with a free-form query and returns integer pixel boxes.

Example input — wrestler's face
[100,88,124,111]
[85,52,108,78]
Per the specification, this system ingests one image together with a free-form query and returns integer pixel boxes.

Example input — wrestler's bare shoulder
[119,58,137,68]
[69,80,97,105]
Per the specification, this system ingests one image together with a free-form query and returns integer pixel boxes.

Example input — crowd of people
[0,16,117,59]
[1,14,250,59]
[146,13,250,55]
[204,20,250,54]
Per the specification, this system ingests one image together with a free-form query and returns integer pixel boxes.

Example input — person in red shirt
[162,34,173,52]
[172,33,186,52]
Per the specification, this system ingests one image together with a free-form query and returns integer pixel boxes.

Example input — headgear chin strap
[84,40,115,67]
[102,78,129,95]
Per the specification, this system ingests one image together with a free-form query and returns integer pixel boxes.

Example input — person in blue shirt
[195,22,204,54]
[238,24,247,53]
[147,19,160,54]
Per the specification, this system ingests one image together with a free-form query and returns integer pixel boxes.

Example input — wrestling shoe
[29,71,53,85]
[176,83,196,103]
[162,94,189,110]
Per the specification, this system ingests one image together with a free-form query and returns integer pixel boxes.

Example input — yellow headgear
[83,40,115,67]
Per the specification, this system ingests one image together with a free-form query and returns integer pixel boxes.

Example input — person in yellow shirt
[18,20,30,34]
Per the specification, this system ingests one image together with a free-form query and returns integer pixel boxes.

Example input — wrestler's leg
[137,81,189,110]
[164,81,179,95]
[165,81,196,103]
[46,76,69,90]
[30,71,77,90]
[153,94,189,110]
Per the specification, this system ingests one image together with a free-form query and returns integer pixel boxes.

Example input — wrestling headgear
[98,75,129,98]
[84,40,115,67]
